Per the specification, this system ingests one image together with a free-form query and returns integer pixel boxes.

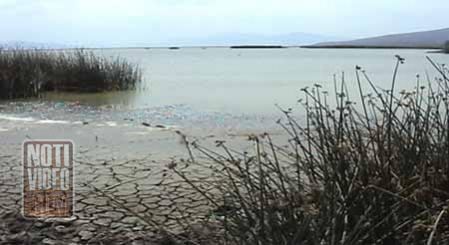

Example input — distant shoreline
[230,45,286,49]
[301,45,441,50]
[79,45,443,51]
[1,45,444,51]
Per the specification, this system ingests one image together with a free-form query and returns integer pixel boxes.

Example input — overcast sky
[0,0,448,47]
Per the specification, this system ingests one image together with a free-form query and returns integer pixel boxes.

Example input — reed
[0,48,141,99]
[169,56,449,244]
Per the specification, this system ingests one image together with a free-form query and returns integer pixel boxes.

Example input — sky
[0,0,448,47]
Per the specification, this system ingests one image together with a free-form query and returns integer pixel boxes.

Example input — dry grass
[167,56,449,244]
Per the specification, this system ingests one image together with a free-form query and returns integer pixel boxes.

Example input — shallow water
[95,48,448,112]
[1,47,448,130]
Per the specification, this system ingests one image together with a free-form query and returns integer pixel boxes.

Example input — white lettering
[60,168,70,190]
[42,168,52,189]
[27,144,40,167]
[53,144,63,167]
[27,168,38,191]
[40,144,53,167]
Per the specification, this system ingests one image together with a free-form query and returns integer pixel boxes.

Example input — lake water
[102,48,448,111]
[2,47,449,131]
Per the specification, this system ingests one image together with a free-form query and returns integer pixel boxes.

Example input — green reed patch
[0,48,142,99]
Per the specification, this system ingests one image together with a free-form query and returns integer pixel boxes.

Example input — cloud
[0,0,447,46]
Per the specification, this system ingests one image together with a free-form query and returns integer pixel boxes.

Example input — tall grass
[169,56,449,244]
[0,48,142,99]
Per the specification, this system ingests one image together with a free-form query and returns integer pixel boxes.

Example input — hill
[303,28,449,49]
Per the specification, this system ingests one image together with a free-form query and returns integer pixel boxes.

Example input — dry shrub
[170,56,449,244]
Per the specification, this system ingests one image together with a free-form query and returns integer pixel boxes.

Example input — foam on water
[105,121,118,127]
[0,114,70,124]
[36,119,71,124]
[0,113,117,127]
[0,114,34,122]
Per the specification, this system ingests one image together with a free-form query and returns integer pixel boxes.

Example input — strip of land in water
[230,45,286,49]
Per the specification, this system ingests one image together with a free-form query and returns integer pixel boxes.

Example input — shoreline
[0,104,288,244]
[5,44,445,51]
[301,44,442,50]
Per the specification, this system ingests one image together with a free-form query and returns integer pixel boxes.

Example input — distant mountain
[0,41,71,50]
[166,32,343,47]
[304,28,449,49]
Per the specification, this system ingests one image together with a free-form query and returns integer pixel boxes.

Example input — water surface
[2,47,449,130]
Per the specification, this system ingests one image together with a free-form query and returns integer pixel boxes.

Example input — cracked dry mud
[0,144,218,244]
